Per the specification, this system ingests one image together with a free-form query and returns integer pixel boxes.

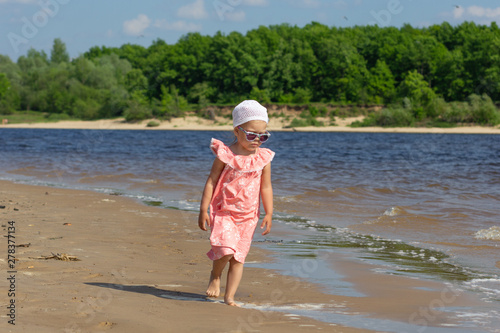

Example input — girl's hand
[260,215,272,235]
[198,211,210,231]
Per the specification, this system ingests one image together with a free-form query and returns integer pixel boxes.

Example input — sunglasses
[237,126,271,143]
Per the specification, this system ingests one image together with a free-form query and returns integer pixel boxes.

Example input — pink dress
[207,138,275,263]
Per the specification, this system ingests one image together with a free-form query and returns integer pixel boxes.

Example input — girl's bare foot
[224,297,241,307]
[206,271,220,297]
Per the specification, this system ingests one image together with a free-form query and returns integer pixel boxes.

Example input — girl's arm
[260,162,273,235]
[198,158,226,231]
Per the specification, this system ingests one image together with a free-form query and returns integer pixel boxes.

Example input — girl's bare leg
[224,257,244,306]
[206,254,232,297]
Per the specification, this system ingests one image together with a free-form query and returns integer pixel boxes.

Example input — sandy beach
[0,180,491,332]
[2,116,500,134]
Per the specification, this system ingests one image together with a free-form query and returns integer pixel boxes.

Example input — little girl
[198,100,274,306]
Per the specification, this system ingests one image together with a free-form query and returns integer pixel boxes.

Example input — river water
[1,128,499,332]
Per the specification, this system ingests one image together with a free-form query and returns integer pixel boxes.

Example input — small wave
[475,226,500,241]
[462,278,500,298]
[364,206,406,224]
[383,206,402,216]
[246,303,331,312]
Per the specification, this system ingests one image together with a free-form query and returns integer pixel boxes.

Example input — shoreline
[1,179,494,332]
[2,116,500,134]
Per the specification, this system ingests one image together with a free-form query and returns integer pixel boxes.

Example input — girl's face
[234,120,268,153]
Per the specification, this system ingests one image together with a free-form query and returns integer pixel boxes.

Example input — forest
[1,21,500,127]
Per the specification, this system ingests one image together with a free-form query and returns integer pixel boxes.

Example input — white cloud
[123,14,151,36]
[243,0,269,6]
[225,10,246,22]
[453,6,500,20]
[177,0,208,20]
[468,6,500,18]
[154,19,202,32]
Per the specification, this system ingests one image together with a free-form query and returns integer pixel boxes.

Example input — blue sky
[1,0,500,61]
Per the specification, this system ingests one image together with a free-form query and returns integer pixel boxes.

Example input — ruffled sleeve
[210,138,234,164]
[210,138,274,172]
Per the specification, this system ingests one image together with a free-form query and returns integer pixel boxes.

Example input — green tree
[468,94,500,125]
[155,85,187,119]
[142,39,177,101]
[174,33,213,97]
[368,60,396,104]
[124,99,152,122]
[312,33,369,102]
[0,73,10,98]
[204,31,261,103]
[118,44,147,68]
[17,49,49,111]
[0,73,17,114]
[248,87,271,103]
[50,38,70,64]
[188,82,216,106]
[125,68,148,93]
[72,56,96,85]
[398,70,437,119]
[432,49,468,101]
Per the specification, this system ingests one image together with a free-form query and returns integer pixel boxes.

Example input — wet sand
[0,180,488,332]
[2,116,500,134]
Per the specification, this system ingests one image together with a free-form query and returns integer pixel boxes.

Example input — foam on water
[462,278,500,300]
[475,226,500,241]
[242,301,488,333]
[383,206,402,216]
[446,308,500,332]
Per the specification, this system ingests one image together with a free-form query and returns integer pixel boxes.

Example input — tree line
[1,21,499,126]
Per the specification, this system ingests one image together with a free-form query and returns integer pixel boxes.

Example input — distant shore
[2,116,500,134]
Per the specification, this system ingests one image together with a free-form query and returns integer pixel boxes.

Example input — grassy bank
[1,111,80,124]
[2,98,500,130]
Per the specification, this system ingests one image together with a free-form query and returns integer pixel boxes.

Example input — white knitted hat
[232,100,268,128]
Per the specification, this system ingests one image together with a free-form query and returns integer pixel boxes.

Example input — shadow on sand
[85,283,222,303]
